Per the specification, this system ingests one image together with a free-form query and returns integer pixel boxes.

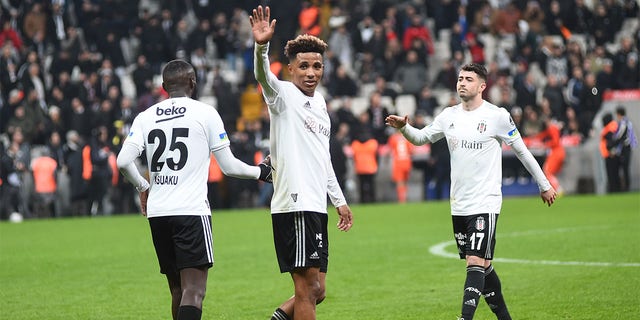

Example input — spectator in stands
[355,51,383,84]
[22,3,47,46]
[464,29,485,65]
[415,85,439,117]
[514,71,538,109]
[596,58,616,91]
[363,23,387,63]
[68,97,93,141]
[434,59,458,90]
[0,20,23,53]
[578,72,603,138]
[393,50,427,100]
[488,73,515,108]
[566,0,594,35]
[131,54,155,97]
[366,92,391,145]
[373,75,398,100]
[298,1,321,37]
[449,22,465,58]
[98,32,126,68]
[542,75,567,122]
[402,14,434,58]
[615,52,639,89]
[593,4,615,46]
[334,98,359,133]
[544,41,569,85]
[565,66,584,112]
[328,18,355,71]
[329,64,358,99]
[140,15,169,72]
[521,105,544,137]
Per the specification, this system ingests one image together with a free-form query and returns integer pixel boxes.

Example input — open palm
[250,5,276,45]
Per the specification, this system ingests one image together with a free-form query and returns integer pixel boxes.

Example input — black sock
[271,307,291,320]
[483,265,512,320]
[460,265,485,320]
[177,305,202,320]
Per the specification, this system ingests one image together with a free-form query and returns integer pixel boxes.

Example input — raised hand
[249,5,276,45]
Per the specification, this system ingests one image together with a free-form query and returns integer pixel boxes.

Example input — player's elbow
[115,155,128,170]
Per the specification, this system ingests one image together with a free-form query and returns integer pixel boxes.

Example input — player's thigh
[149,215,214,274]
[272,212,328,273]
[452,213,499,260]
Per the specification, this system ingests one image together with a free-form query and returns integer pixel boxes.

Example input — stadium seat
[380,95,395,112]
[395,94,416,117]
[349,96,369,116]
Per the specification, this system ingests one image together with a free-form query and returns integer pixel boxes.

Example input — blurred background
[0,0,638,220]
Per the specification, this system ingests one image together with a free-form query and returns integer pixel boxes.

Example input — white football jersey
[406,101,535,216]
[255,43,346,214]
[123,97,230,217]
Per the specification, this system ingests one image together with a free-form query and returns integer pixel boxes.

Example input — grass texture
[1,193,639,319]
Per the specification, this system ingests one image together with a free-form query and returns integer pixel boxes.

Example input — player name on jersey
[154,174,179,185]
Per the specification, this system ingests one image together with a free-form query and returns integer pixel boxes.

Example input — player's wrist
[136,180,150,193]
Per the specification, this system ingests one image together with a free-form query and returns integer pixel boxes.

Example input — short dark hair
[284,34,328,61]
[460,63,488,82]
[162,60,194,81]
[616,106,626,117]
[162,59,195,92]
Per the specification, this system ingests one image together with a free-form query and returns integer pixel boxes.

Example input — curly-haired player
[250,5,353,320]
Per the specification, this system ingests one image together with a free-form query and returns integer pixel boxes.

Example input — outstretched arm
[385,114,433,146]
[250,5,279,103]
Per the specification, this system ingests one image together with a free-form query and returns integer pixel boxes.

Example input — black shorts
[452,213,499,260]
[148,215,214,274]
[272,212,328,273]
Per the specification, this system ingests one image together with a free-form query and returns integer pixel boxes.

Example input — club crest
[477,120,487,133]
[475,217,485,231]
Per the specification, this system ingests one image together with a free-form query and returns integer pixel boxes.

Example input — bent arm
[116,143,149,192]
[510,138,552,192]
[212,146,261,179]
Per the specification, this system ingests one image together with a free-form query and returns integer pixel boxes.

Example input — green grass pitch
[1,193,639,319]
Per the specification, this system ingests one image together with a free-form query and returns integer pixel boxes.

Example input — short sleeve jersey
[420,101,520,216]
[123,97,230,217]
[265,81,334,214]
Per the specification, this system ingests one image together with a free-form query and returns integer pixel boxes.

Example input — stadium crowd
[0,0,639,220]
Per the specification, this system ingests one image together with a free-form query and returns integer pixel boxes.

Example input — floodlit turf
[1,193,638,319]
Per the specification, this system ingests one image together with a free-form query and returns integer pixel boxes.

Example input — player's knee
[182,284,206,305]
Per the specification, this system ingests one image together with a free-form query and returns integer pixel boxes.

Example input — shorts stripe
[485,213,496,258]
[201,216,214,264]
[295,212,305,268]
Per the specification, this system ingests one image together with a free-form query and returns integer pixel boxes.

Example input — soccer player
[116,59,272,320]
[249,6,354,320]
[386,63,557,320]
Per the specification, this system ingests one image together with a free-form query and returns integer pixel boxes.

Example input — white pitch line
[428,227,640,267]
